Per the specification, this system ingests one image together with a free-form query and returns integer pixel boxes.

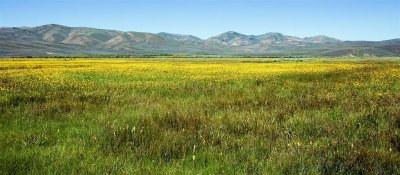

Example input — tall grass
[1,58,400,174]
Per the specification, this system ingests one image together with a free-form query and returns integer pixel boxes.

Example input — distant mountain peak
[303,35,341,43]
[226,31,242,34]
[218,31,246,37]
[38,24,68,28]
[206,31,253,46]
[1,24,399,57]
[257,32,287,39]
[157,32,203,42]
[260,32,283,36]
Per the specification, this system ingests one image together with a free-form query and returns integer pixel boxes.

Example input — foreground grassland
[1,58,400,174]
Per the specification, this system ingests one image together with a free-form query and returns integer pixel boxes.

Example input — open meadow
[1,58,400,174]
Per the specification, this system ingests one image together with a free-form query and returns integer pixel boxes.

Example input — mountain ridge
[1,24,399,56]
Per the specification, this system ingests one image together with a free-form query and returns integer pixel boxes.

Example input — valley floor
[1,58,400,174]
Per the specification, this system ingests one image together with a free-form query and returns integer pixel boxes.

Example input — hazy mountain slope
[158,32,203,42]
[206,31,258,46]
[0,24,399,56]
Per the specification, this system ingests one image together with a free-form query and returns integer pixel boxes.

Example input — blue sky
[0,0,399,40]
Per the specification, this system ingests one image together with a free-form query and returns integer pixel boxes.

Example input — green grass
[1,58,400,174]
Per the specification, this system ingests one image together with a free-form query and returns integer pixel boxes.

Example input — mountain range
[1,24,399,57]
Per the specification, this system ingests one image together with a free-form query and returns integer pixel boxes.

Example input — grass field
[1,58,400,174]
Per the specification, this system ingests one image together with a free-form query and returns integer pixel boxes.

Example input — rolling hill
[1,24,399,57]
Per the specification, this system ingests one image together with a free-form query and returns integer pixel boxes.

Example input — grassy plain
[1,58,400,174]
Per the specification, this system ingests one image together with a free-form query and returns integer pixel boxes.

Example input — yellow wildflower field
[1,58,400,174]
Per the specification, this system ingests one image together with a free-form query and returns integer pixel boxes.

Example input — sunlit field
[1,58,400,174]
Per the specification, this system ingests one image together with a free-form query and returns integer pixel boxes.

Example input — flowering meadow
[1,58,400,174]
